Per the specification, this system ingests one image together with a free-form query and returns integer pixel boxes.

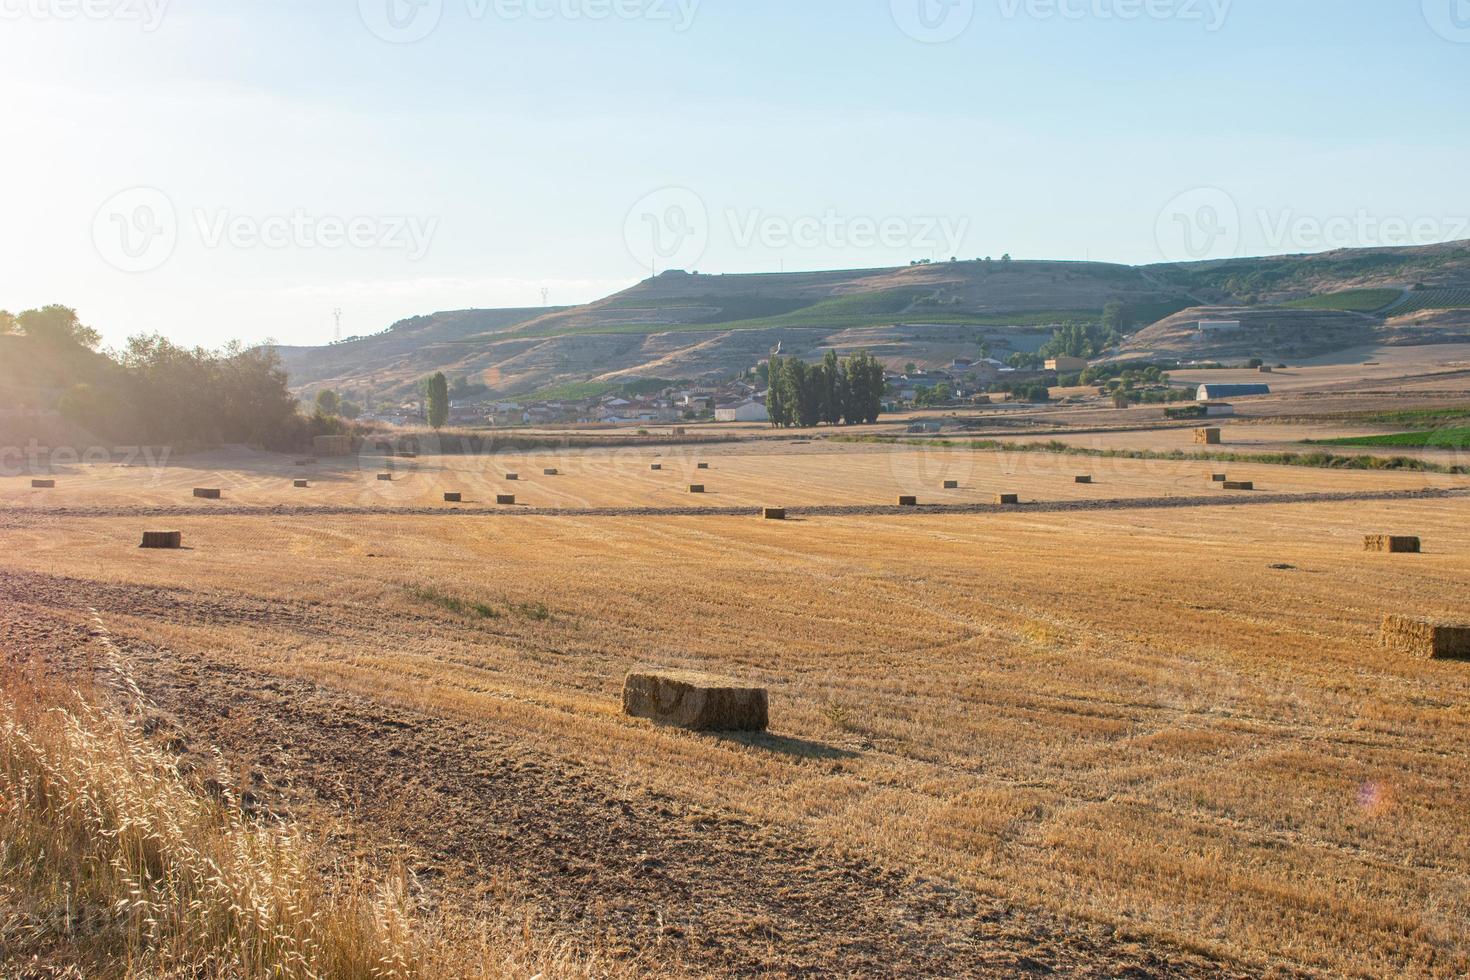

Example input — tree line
[3,305,333,449]
[765,350,885,428]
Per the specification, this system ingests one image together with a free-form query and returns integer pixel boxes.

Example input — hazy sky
[3,0,1467,349]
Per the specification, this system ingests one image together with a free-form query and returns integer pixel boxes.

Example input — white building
[715,400,769,423]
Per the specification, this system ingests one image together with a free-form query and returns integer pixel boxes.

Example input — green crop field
[1310,426,1470,450]
[1385,288,1470,316]
[1279,288,1401,312]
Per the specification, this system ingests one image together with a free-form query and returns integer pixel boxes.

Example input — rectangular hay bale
[543,468,559,476]
[622,669,769,732]
[443,492,462,503]
[897,495,917,507]
[496,494,516,505]
[293,480,309,488]
[1380,615,1470,660]
[1074,476,1092,484]
[763,507,786,520]
[192,488,221,499]
[943,480,959,489]
[688,484,705,493]
[1195,428,1222,445]
[1211,473,1228,483]
[995,493,1020,505]
[505,473,519,481]
[312,435,353,457]
[1221,481,1254,491]
[1365,535,1420,554]
[697,462,709,469]
[31,479,55,489]
[376,473,392,482]
[140,530,182,550]
[650,463,663,471]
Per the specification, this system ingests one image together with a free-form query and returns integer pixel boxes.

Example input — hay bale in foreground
[897,495,917,507]
[543,468,559,476]
[697,462,710,470]
[31,479,55,489]
[505,473,519,481]
[763,507,786,520]
[1365,535,1420,554]
[444,492,462,503]
[1074,476,1092,484]
[688,484,705,493]
[1195,428,1222,445]
[1222,481,1254,491]
[622,669,769,732]
[995,493,1020,505]
[140,531,182,550]
[496,493,516,505]
[650,463,663,471]
[192,488,221,499]
[293,479,309,488]
[376,474,392,482]
[943,480,959,489]
[1381,615,1470,660]
[1211,473,1228,483]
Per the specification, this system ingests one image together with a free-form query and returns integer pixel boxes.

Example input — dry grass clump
[0,670,423,978]
[0,669,620,979]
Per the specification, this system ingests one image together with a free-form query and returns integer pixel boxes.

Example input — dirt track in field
[2,486,1459,523]
[0,568,1254,979]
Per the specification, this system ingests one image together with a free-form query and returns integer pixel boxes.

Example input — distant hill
[277,241,1470,400]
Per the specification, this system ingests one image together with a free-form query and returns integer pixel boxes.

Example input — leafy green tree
[426,371,449,429]
[16,305,100,348]
[765,355,785,427]
[339,399,362,420]
[821,349,843,425]
[314,389,342,416]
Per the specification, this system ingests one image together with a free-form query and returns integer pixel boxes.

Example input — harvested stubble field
[3,464,1470,977]
[3,441,1464,515]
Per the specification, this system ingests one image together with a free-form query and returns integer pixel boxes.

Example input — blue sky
[2,0,1467,348]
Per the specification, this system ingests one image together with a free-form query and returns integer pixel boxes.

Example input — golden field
[3,436,1470,977]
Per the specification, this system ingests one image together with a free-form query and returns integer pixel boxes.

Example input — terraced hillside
[276,241,1470,399]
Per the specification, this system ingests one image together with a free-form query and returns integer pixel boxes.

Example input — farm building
[1202,402,1236,417]
[1046,356,1088,373]
[1197,383,1270,401]
[715,400,769,423]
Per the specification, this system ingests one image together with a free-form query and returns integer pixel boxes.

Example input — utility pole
[540,287,550,307]
[333,307,342,343]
